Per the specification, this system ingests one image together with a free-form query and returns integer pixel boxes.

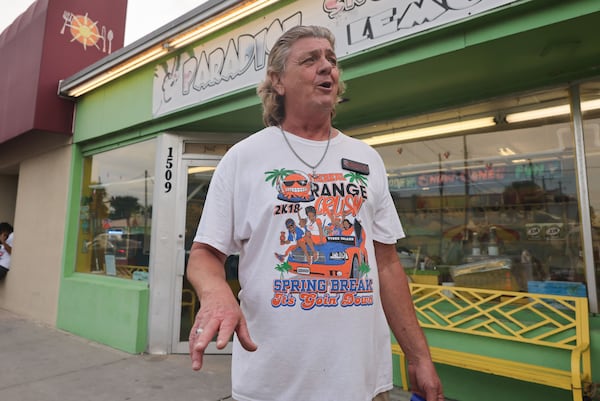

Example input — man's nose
[317,57,333,73]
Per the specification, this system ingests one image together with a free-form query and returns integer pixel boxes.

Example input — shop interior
[355,83,600,298]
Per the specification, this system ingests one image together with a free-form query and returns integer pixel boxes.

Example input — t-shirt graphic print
[266,167,374,311]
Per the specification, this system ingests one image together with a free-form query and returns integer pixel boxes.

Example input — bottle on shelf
[488,226,499,256]
[471,232,481,256]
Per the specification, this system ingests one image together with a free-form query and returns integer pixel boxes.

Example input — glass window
[581,81,600,304]
[373,91,594,294]
[76,140,155,280]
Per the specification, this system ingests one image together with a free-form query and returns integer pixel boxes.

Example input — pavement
[0,308,414,401]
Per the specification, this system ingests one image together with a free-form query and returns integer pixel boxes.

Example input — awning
[0,0,127,145]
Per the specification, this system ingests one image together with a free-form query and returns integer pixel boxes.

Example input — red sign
[0,0,128,144]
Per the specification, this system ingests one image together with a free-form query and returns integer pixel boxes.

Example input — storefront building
[0,0,127,324]
[55,1,600,400]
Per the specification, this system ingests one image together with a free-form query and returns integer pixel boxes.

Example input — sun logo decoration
[60,10,115,53]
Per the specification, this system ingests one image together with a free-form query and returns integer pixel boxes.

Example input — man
[0,222,13,280]
[274,217,314,263]
[187,25,443,401]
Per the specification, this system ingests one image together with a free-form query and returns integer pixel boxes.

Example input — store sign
[152,0,516,117]
[389,159,563,191]
[526,223,564,240]
[390,165,506,191]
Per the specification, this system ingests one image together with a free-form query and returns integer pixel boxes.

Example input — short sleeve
[193,151,239,256]
[370,154,405,244]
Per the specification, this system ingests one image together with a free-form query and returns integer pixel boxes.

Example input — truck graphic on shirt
[268,167,371,279]
[286,221,368,278]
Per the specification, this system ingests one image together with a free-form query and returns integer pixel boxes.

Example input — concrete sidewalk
[0,308,413,401]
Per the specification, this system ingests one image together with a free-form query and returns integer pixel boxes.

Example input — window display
[375,98,592,295]
[76,140,155,279]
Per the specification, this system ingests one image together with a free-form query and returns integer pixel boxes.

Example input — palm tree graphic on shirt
[343,171,368,186]
[265,168,295,186]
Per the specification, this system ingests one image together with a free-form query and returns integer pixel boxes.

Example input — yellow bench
[116,264,149,279]
[393,283,592,401]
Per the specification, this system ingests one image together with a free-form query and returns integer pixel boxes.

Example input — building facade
[0,0,127,324]
[2,1,600,400]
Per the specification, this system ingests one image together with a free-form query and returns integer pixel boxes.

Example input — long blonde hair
[256,25,346,127]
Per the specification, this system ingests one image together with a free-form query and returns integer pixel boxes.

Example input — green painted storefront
[57,1,600,400]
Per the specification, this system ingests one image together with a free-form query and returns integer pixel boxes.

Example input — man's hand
[186,242,257,371]
[188,287,257,371]
[408,358,445,401]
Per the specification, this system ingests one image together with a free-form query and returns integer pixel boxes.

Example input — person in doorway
[0,222,14,280]
[186,25,443,401]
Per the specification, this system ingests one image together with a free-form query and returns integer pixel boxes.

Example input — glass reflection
[380,121,584,291]
[582,82,600,304]
[76,139,155,279]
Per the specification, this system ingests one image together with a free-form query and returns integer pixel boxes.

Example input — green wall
[57,131,151,355]
[57,274,149,354]
[73,65,155,142]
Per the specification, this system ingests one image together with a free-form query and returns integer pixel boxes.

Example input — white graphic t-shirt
[195,126,405,401]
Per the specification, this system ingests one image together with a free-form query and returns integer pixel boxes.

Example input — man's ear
[271,72,284,96]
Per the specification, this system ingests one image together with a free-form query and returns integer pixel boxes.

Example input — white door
[171,155,241,354]
[147,134,244,355]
